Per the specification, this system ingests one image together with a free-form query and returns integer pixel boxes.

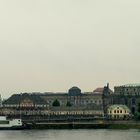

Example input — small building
[107,105,131,120]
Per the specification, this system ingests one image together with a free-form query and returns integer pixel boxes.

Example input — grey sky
[0,0,140,98]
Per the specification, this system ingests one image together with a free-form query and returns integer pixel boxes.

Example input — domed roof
[68,86,81,96]
[69,86,81,90]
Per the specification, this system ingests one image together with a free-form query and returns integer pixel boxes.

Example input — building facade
[1,86,112,117]
[104,84,140,115]
[4,83,140,118]
[107,105,131,119]
[115,84,140,114]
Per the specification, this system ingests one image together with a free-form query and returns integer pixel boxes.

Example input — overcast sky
[0,0,140,98]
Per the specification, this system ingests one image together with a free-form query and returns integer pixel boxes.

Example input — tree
[52,99,60,107]
[66,101,72,107]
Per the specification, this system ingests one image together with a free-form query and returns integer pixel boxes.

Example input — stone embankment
[23,120,140,129]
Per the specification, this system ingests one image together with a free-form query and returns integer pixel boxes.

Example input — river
[0,129,140,140]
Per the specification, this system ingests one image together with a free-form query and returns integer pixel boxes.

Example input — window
[132,98,136,105]
[134,88,136,91]
[125,98,128,105]
[120,110,122,113]
[114,110,116,113]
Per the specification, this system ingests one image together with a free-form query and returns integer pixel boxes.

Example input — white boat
[0,116,23,130]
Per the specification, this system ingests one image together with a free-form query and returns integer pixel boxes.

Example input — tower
[0,94,2,107]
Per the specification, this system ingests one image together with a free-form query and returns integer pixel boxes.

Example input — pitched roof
[3,93,47,105]
[93,88,104,94]
[108,104,130,111]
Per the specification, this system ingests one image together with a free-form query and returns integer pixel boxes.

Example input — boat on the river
[0,116,23,130]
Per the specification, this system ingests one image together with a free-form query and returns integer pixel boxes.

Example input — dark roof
[69,86,81,90]
[3,93,47,105]
[68,86,82,96]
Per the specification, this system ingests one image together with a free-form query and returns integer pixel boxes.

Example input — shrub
[52,99,60,107]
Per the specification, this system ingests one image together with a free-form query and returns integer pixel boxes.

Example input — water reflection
[0,129,140,140]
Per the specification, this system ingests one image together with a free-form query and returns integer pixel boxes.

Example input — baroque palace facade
[1,83,140,118]
[1,85,112,117]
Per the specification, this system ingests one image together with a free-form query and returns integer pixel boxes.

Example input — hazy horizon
[0,0,140,98]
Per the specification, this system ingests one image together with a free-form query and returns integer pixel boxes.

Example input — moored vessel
[0,116,23,130]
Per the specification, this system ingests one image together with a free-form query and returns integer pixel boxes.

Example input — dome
[70,86,81,90]
[68,86,81,96]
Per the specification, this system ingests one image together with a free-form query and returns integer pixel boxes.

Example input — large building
[104,84,140,114]
[3,83,140,118]
[2,86,106,109]
[40,86,104,109]
[1,85,112,117]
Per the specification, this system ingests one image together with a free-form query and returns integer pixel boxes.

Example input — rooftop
[108,104,130,111]
[93,88,104,94]
[121,83,140,87]
[3,93,47,105]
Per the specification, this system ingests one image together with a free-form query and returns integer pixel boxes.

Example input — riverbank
[24,120,140,129]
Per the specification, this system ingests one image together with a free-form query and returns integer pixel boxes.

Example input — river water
[0,129,140,140]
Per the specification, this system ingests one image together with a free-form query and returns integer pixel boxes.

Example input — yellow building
[107,105,131,120]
